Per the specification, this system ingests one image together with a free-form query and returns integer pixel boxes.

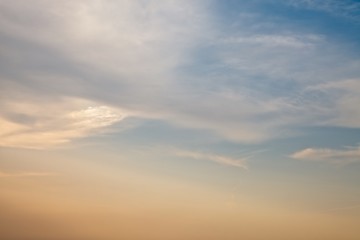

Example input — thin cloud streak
[221,34,323,48]
[175,150,248,169]
[290,145,360,164]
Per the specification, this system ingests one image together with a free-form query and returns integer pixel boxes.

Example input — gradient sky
[1,0,360,239]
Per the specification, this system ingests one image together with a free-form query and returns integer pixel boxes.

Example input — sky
[0,0,360,239]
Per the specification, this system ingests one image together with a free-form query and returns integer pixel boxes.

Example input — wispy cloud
[175,150,248,169]
[0,98,127,149]
[0,0,359,149]
[290,145,360,164]
[222,34,322,48]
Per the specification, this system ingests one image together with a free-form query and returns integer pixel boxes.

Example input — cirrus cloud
[175,149,248,169]
[0,0,360,149]
[290,145,360,164]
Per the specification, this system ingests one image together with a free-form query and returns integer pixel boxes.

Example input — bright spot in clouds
[0,98,126,149]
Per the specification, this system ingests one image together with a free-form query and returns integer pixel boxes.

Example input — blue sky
[0,0,360,239]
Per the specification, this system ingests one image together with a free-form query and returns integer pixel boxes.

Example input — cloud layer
[0,0,360,149]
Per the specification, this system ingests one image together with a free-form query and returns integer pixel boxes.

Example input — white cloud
[175,149,248,169]
[0,0,209,79]
[0,98,127,149]
[290,146,360,164]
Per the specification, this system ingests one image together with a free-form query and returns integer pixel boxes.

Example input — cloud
[222,34,322,48]
[290,145,360,164]
[0,0,360,149]
[175,149,248,169]
[0,0,215,148]
[0,97,127,149]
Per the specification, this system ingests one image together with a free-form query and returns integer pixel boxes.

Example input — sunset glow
[1,1,360,239]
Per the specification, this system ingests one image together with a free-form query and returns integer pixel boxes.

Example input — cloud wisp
[290,145,360,164]
[0,98,127,149]
[175,149,248,169]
